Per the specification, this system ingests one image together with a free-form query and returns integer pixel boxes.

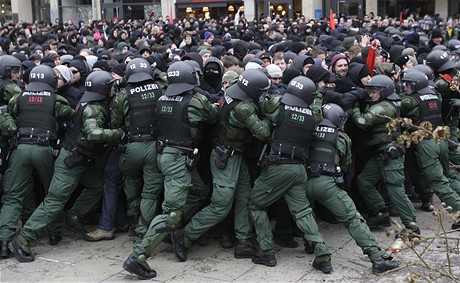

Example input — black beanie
[92,60,111,72]
[291,42,306,55]
[306,65,330,83]
[394,55,410,68]
[111,63,126,77]
[281,68,301,85]
[431,28,443,39]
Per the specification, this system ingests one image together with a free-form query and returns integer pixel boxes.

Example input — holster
[5,135,18,162]
[214,146,233,169]
[307,164,322,178]
[51,139,61,159]
[185,149,200,171]
[156,139,165,154]
[64,149,86,168]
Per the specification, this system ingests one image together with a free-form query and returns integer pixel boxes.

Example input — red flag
[329,9,336,30]
[400,12,403,23]
[169,6,173,24]
[366,40,377,77]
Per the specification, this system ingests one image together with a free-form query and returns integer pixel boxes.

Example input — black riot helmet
[80,71,115,102]
[281,76,316,107]
[125,58,154,84]
[0,55,22,79]
[322,103,348,130]
[27,65,57,92]
[226,69,270,101]
[412,64,434,81]
[425,50,457,73]
[401,69,429,94]
[165,61,197,96]
[447,39,460,54]
[366,75,397,100]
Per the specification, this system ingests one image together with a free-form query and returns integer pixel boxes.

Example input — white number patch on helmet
[239,75,249,86]
[290,80,304,90]
[30,73,45,79]
[85,81,92,87]
[168,70,180,77]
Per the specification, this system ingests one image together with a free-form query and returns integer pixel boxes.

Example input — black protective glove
[350,88,369,102]
[323,89,355,111]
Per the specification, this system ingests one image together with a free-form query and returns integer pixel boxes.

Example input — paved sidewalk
[1,198,459,282]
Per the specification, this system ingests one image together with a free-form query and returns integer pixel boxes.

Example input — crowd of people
[0,9,459,280]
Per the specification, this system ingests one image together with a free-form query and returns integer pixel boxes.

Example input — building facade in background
[2,0,460,26]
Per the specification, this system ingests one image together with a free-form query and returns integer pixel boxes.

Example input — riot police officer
[400,70,460,229]
[9,71,122,262]
[106,58,164,239]
[0,65,74,257]
[306,103,399,274]
[249,76,333,273]
[352,75,419,235]
[0,55,23,104]
[425,50,460,165]
[122,61,216,280]
[169,69,271,264]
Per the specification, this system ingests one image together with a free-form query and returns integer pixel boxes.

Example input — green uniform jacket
[352,100,397,147]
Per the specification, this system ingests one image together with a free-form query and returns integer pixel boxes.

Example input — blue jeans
[98,150,127,231]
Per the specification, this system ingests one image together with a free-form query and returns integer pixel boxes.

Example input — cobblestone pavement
[1,197,460,282]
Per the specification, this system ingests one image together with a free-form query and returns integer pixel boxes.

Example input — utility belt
[128,126,157,143]
[307,163,345,187]
[259,154,305,169]
[156,139,199,171]
[128,134,157,143]
[377,145,405,164]
[18,135,53,146]
[214,145,242,170]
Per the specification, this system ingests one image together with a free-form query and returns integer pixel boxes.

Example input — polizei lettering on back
[22,91,51,96]
[129,84,159,94]
[315,125,336,133]
[158,95,184,102]
[419,94,439,101]
[284,105,312,115]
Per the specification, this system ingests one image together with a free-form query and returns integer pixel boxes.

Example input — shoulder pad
[370,101,396,116]
[234,101,258,119]
[191,92,212,111]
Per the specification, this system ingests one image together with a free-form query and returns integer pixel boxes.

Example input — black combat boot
[219,233,234,249]
[8,239,34,262]
[312,259,333,274]
[48,232,62,246]
[234,239,256,259]
[252,254,277,267]
[1,240,10,258]
[171,229,187,262]
[123,255,156,280]
[366,210,391,229]
[372,257,399,274]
